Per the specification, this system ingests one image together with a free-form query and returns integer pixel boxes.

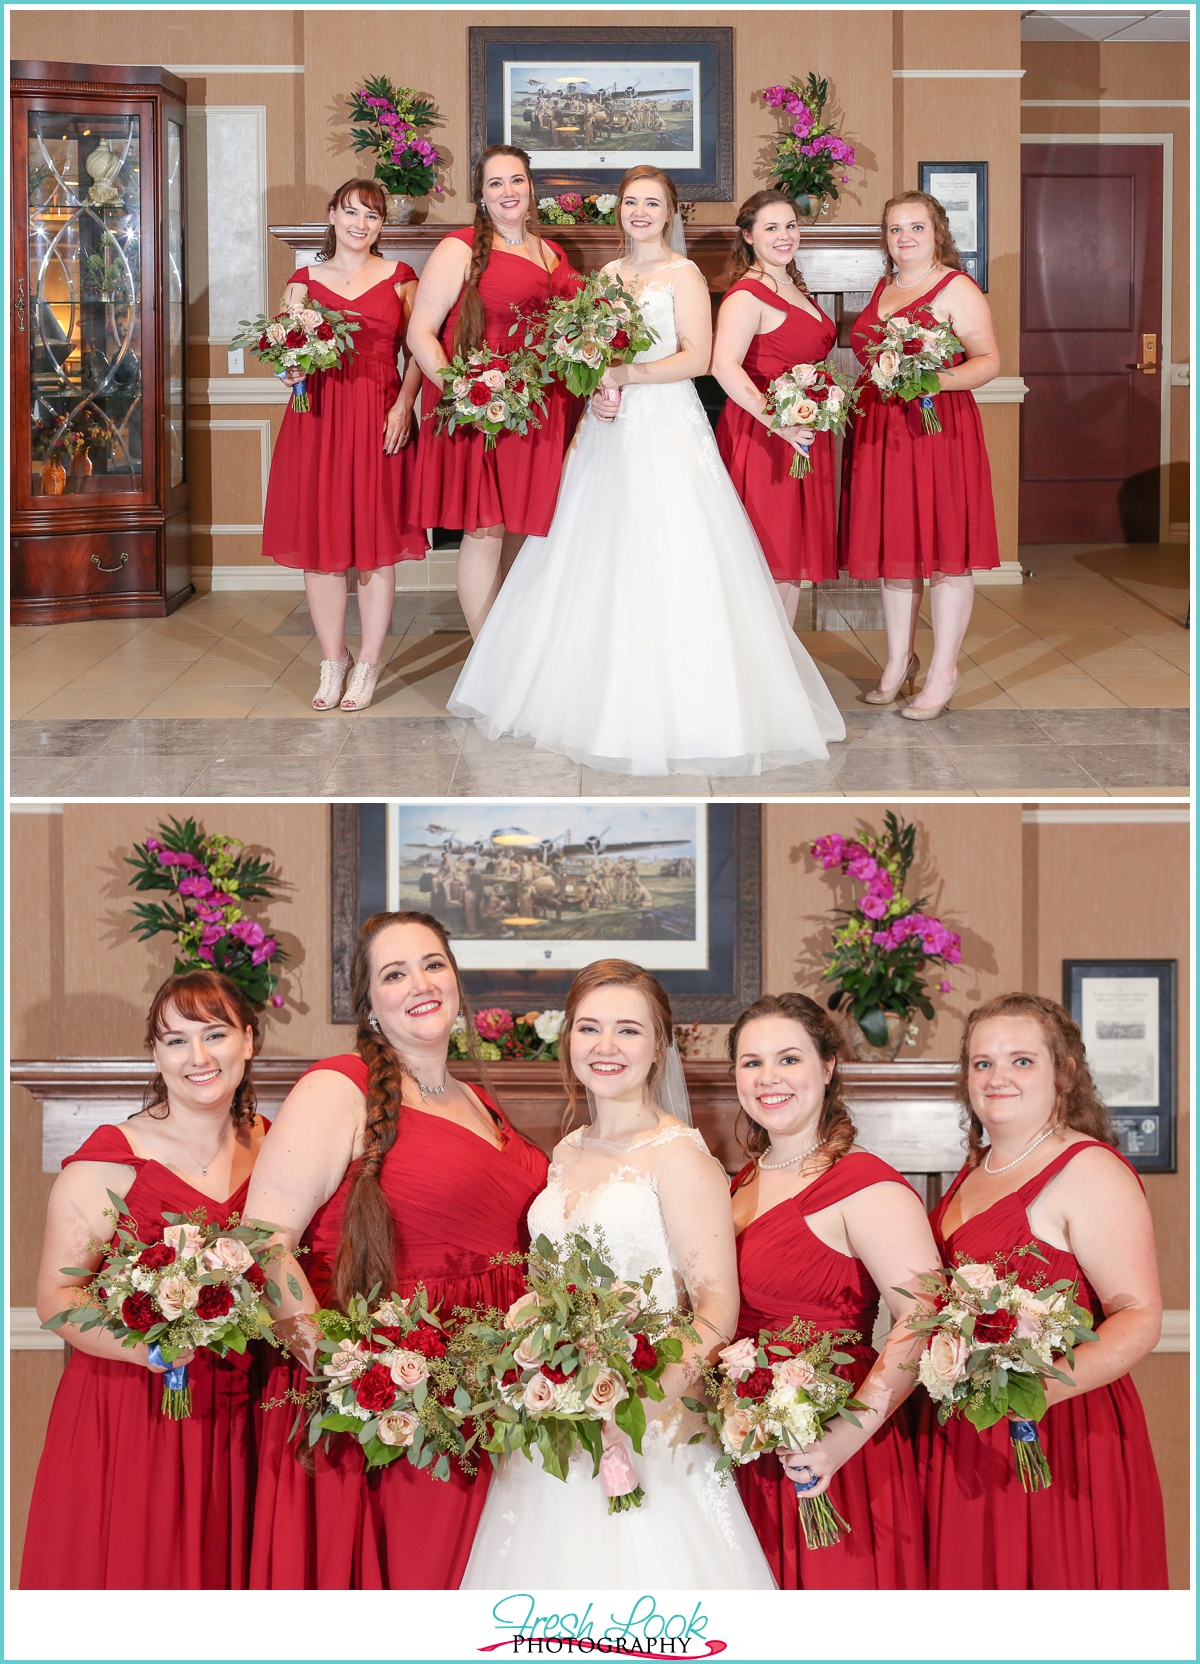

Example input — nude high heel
[341,661,383,711]
[313,651,353,710]
[863,652,919,706]
[899,671,961,721]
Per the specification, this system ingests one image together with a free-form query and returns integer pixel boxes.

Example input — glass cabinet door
[27,107,143,499]
[166,116,185,488]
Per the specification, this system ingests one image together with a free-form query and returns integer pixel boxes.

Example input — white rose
[583,1368,627,1421]
[377,1408,420,1447]
[481,369,506,390]
[523,1373,557,1416]
[534,1010,565,1044]
[162,1223,206,1261]
[873,348,900,382]
[918,1331,971,1401]
[595,195,618,213]
[554,336,573,357]
[794,363,818,389]
[485,400,507,423]
[920,328,942,350]
[204,1237,255,1277]
[156,1274,200,1321]
[538,197,558,211]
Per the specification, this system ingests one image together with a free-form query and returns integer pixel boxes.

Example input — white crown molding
[164,64,305,75]
[1023,807,1190,824]
[974,376,1029,404]
[8,803,64,814]
[894,68,1026,78]
[1022,98,1189,106]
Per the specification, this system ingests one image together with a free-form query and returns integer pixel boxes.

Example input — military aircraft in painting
[404,823,692,864]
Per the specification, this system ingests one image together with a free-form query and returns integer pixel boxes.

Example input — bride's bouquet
[43,1201,284,1418]
[534,270,657,398]
[762,359,857,478]
[232,298,361,413]
[686,1318,865,1548]
[862,307,963,434]
[908,1248,1096,1490]
[434,346,549,449]
[462,1231,692,1514]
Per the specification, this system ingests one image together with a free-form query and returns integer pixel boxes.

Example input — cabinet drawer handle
[91,551,130,573]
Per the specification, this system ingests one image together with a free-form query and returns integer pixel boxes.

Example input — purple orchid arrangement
[348,76,443,199]
[762,74,857,213]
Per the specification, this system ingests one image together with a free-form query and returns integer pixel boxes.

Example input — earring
[368,1013,381,1032]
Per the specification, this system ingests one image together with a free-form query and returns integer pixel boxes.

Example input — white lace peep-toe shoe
[341,660,383,711]
[312,651,353,710]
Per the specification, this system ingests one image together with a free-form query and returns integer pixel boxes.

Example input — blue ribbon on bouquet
[276,368,307,404]
[148,1342,188,1393]
[1009,1418,1040,1445]
[919,396,935,413]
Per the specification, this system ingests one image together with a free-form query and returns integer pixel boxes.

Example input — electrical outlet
[227,347,245,375]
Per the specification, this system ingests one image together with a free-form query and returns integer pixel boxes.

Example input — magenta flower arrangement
[347,75,443,199]
[762,74,857,214]
[809,812,961,1048]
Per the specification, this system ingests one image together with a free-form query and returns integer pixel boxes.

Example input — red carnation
[285,329,306,348]
[630,1334,658,1371]
[488,358,507,373]
[314,322,335,341]
[974,1307,1019,1345]
[137,1240,176,1270]
[196,1283,236,1320]
[512,379,524,394]
[735,1367,775,1401]
[122,1292,159,1333]
[244,1262,266,1290]
[542,1362,575,1383]
[258,334,270,352]
[371,1323,405,1348]
[903,337,924,355]
[611,330,630,351]
[808,385,829,401]
[406,1325,448,1359]
[501,1366,522,1386]
[355,1363,399,1413]
[469,382,492,406]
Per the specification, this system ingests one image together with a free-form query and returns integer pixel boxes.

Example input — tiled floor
[10,544,1190,798]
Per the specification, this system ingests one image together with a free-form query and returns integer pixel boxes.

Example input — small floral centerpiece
[448,1008,566,1063]
[763,359,857,478]
[686,1319,865,1548]
[533,270,657,399]
[126,816,287,1009]
[347,75,443,202]
[232,298,361,413]
[909,1249,1097,1490]
[44,1204,286,1417]
[537,192,619,227]
[435,346,550,449]
[862,306,963,434]
[762,74,857,216]
[809,812,962,1056]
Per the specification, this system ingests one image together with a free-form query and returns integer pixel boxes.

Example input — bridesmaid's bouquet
[534,270,657,398]
[687,1317,865,1549]
[762,359,857,478]
[434,346,549,449]
[909,1248,1097,1490]
[463,1231,691,1513]
[43,1202,285,1417]
[862,307,963,433]
[232,298,361,412]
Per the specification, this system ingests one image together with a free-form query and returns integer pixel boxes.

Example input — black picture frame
[332,803,760,1023]
[918,160,989,290]
[1062,958,1177,1173]
[468,26,734,200]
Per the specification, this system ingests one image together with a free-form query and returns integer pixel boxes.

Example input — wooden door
[1019,143,1163,542]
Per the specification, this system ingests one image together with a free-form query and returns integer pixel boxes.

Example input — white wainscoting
[186,106,268,347]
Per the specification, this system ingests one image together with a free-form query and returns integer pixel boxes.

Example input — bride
[447,167,845,778]
[461,960,776,1589]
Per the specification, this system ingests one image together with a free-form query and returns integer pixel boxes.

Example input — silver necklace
[412,1069,448,1102]
[172,1118,232,1178]
[894,261,938,290]
[983,1126,1056,1175]
[497,226,526,247]
[758,1139,820,1172]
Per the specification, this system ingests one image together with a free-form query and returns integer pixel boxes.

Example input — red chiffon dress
[923,1141,1169,1588]
[20,1121,268,1589]
[250,1056,549,1589]
[413,229,583,536]
[732,1152,926,1588]
[715,280,838,583]
[261,266,427,571]
[839,271,999,579]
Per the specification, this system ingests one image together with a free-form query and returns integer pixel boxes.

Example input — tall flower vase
[843,1011,910,1062]
[385,192,415,225]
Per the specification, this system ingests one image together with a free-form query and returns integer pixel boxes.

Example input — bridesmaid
[713,191,839,626]
[262,177,427,713]
[21,971,266,1588]
[840,191,1000,719]
[728,994,935,1589]
[408,145,583,637]
[925,992,1168,1588]
[246,910,548,1588]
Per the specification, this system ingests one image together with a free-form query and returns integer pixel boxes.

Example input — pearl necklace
[894,261,938,290]
[983,1126,1056,1175]
[758,1140,820,1172]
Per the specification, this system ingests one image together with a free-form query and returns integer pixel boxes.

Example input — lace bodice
[605,258,697,363]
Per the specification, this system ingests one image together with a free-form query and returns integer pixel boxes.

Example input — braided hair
[454,145,542,357]
[142,970,260,1125]
[726,993,854,1184]
[729,189,809,293]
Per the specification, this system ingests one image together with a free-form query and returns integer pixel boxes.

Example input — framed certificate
[918,161,988,290]
[1063,959,1177,1173]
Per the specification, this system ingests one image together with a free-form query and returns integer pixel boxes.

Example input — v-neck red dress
[249,1055,549,1589]
[261,266,428,570]
[715,279,839,583]
[923,1141,1168,1588]
[412,229,584,535]
[732,1152,926,1588]
[839,271,999,579]
[20,1120,269,1589]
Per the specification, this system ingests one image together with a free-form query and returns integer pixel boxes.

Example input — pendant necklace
[983,1125,1056,1175]
[173,1119,232,1178]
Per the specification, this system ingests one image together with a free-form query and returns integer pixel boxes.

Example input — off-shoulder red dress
[261,266,428,570]
[413,230,583,536]
[715,280,838,583]
[20,1121,268,1589]
[923,1141,1168,1588]
[732,1152,926,1588]
[839,271,999,579]
[249,1056,549,1589]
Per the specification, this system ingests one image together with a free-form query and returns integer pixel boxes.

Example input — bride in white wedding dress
[461,960,776,1590]
[447,167,845,778]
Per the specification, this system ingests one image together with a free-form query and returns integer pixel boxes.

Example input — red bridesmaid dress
[250,1056,549,1589]
[732,1152,926,1588]
[715,280,838,583]
[839,271,999,579]
[20,1121,268,1588]
[261,266,427,570]
[413,230,583,536]
[924,1141,1169,1588]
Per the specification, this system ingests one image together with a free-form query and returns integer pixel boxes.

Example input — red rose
[244,1261,266,1290]
[511,379,524,394]
[541,1362,575,1383]
[406,1324,447,1359]
[285,329,306,348]
[469,382,492,406]
[808,385,829,401]
[611,330,630,351]
[630,1334,658,1371]
[371,1323,405,1349]
[735,1367,775,1401]
[314,322,335,341]
[122,1292,159,1333]
[903,337,924,355]
[974,1307,1019,1345]
[196,1283,235,1320]
[355,1363,399,1413]
[258,334,270,352]
[137,1240,176,1270]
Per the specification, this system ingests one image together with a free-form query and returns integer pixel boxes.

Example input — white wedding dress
[460,1122,776,1589]
[447,260,846,777]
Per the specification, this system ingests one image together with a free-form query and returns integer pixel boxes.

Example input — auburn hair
[880,190,963,284]
[957,992,1118,1169]
[142,970,260,1125]
[454,145,544,356]
[726,993,854,1183]
[318,177,387,262]
[561,959,675,1130]
[729,189,809,293]
[615,166,679,258]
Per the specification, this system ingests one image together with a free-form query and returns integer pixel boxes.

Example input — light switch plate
[227,347,245,375]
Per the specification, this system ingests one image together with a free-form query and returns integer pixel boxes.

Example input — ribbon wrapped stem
[149,1343,192,1420]
[1009,1418,1052,1492]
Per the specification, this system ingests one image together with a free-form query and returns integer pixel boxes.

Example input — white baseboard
[206,562,459,593]
[1167,522,1190,543]
[973,560,1025,586]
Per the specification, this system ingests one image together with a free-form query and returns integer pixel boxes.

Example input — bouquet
[464,1231,691,1513]
[763,359,857,478]
[534,270,657,399]
[435,346,549,449]
[232,298,361,413]
[909,1249,1098,1490]
[862,306,963,434]
[687,1319,864,1549]
[537,192,618,227]
[43,1201,286,1418]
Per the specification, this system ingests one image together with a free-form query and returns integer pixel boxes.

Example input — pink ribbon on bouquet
[599,1442,639,1499]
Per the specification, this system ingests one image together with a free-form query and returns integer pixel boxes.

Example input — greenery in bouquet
[232,297,361,413]
[435,345,550,448]
[531,270,658,398]
[537,191,619,227]
[808,811,962,1047]
[761,74,857,212]
[863,307,964,433]
[347,74,443,199]
[126,816,288,1010]
[763,358,858,478]
[448,1007,566,1063]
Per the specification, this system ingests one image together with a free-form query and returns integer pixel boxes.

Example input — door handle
[1132,333,1158,374]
